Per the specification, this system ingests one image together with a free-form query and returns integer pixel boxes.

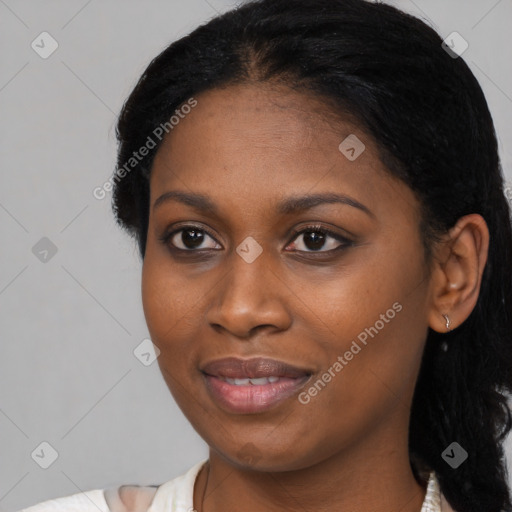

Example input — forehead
[149,82,410,222]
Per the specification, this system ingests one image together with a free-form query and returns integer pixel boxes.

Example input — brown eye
[300,230,327,251]
[288,226,352,253]
[160,226,221,251]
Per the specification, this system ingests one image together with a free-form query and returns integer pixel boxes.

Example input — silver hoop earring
[442,314,452,332]
[440,314,451,352]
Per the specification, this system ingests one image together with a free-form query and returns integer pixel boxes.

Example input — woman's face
[142,83,433,471]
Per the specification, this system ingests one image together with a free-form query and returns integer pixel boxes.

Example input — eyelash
[158,224,353,256]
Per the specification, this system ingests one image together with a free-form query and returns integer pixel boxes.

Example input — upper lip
[201,357,312,379]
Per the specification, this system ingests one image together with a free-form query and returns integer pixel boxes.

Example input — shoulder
[104,485,158,512]
[18,459,209,512]
[18,485,159,512]
[18,489,108,512]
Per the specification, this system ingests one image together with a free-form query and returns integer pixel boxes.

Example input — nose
[206,247,292,339]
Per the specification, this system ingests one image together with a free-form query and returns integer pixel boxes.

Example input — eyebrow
[153,190,374,218]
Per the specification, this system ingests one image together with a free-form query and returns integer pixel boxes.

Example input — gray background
[1,0,511,510]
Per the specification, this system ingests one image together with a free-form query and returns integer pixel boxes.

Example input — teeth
[249,377,272,385]
[223,376,281,385]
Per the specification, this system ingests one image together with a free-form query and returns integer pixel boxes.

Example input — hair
[111,0,512,510]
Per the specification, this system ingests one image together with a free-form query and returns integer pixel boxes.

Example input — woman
[22,0,512,511]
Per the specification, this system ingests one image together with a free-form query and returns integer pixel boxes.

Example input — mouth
[215,375,285,385]
[200,356,312,414]
[200,356,312,379]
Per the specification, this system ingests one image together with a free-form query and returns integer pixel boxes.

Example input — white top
[20,459,454,512]
[19,459,207,512]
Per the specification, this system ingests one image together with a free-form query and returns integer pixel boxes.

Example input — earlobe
[427,214,490,334]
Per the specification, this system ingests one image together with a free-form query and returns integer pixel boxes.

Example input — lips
[200,356,311,379]
[200,357,312,414]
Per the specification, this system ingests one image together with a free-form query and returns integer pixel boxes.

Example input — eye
[159,223,353,255]
[159,225,221,251]
[286,225,352,253]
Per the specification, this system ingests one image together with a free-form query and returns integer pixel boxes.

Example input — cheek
[141,260,168,338]
[141,250,198,343]
[141,258,201,396]
[304,239,428,394]
[297,259,400,347]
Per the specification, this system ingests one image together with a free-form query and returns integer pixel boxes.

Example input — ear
[427,214,490,333]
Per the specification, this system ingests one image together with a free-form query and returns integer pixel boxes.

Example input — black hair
[112,0,512,510]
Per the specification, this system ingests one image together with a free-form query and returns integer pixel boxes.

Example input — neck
[193,429,427,512]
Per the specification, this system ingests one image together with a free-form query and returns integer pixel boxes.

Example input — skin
[141,82,489,512]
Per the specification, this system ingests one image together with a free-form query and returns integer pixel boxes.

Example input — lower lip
[203,374,311,414]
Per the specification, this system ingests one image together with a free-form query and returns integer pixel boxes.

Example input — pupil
[183,229,204,248]
[304,230,325,250]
